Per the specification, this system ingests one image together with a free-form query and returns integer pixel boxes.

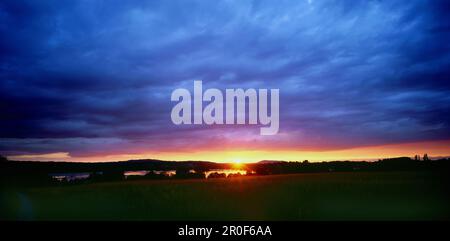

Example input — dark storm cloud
[1,0,449,156]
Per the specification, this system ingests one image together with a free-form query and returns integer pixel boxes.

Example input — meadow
[1,171,449,220]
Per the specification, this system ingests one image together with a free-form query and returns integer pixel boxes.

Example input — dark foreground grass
[1,171,449,220]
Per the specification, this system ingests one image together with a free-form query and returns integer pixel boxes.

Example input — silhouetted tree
[423,153,430,161]
[144,171,166,180]
[175,168,205,179]
[207,172,226,178]
[102,170,124,181]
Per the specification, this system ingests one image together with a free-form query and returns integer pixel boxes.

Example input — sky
[1,0,450,162]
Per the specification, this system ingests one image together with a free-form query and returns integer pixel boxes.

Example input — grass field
[1,171,449,220]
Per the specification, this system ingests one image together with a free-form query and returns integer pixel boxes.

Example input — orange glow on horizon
[231,159,244,168]
[7,140,450,163]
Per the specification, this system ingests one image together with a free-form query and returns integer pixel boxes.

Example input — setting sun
[232,159,244,168]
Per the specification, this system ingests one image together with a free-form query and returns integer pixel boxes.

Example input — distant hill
[126,159,165,163]
[258,160,287,164]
